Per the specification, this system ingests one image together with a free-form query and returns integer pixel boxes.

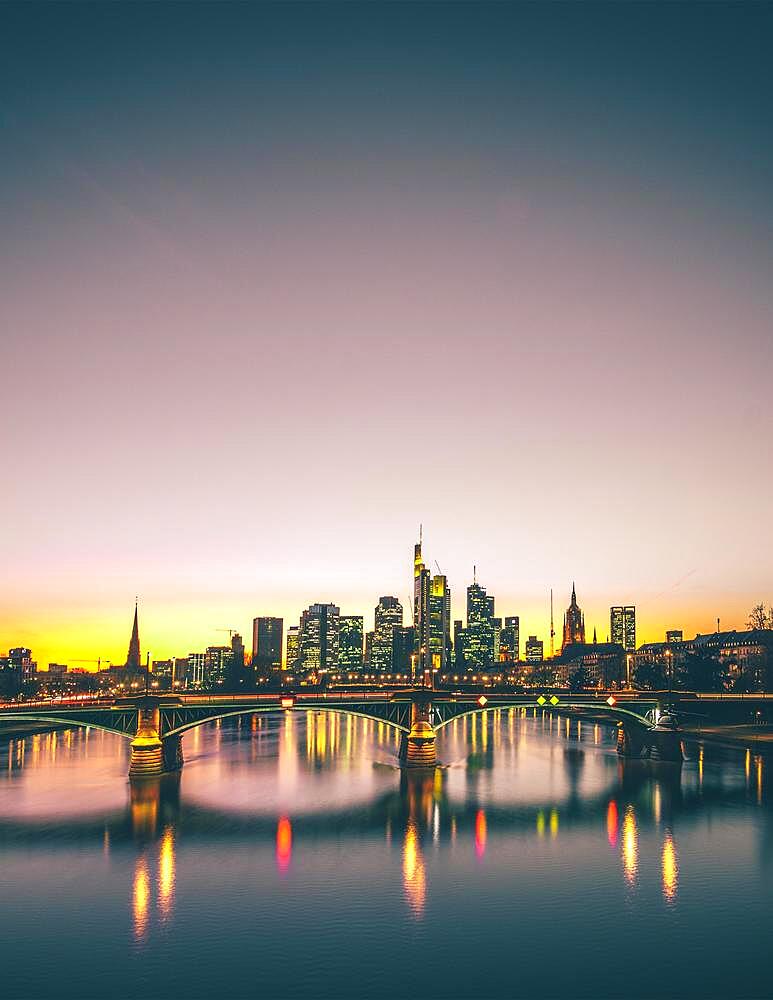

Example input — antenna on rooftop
[550,588,555,658]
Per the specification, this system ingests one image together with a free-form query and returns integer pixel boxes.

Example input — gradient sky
[2,2,772,667]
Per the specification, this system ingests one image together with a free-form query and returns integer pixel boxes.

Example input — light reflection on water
[0,710,771,998]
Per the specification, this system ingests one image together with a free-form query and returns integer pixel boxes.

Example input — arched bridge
[0,688,678,777]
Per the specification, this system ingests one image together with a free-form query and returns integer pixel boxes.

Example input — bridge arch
[161,704,411,739]
[430,701,653,735]
[0,712,136,740]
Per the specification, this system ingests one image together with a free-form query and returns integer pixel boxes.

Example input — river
[0,708,770,998]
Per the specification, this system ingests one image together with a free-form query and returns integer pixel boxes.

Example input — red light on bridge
[281,697,295,710]
[606,696,617,707]
[477,695,488,708]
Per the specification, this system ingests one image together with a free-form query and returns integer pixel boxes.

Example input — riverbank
[682,724,773,753]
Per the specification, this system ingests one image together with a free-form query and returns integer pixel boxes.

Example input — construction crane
[69,658,112,670]
[215,628,239,639]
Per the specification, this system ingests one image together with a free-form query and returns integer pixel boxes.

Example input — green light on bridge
[537,695,546,706]
[550,695,560,706]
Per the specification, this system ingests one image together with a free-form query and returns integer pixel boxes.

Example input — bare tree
[747,603,771,630]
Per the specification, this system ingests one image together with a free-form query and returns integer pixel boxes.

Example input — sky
[1,2,772,668]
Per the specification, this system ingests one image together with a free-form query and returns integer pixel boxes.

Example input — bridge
[0,687,679,777]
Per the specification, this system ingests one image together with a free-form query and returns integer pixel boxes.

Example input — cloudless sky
[2,2,772,667]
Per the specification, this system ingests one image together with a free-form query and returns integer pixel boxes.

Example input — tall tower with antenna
[550,588,555,659]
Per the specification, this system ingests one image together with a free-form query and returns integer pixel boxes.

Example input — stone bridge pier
[398,696,437,768]
[128,699,183,778]
[616,721,683,763]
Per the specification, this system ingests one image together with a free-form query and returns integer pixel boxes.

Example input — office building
[299,603,340,674]
[286,627,300,672]
[525,635,544,663]
[499,615,520,662]
[413,533,431,677]
[429,574,451,672]
[666,629,683,644]
[252,617,283,671]
[187,652,206,687]
[372,597,403,673]
[465,575,495,669]
[393,625,416,674]
[339,615,364,671]
[610,606,636,652]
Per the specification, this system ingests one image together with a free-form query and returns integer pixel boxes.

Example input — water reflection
[621,805,638,887]
[1,711,771,954]
[662,830,678,904]
[158,826,175,920]
[474,809,487,859]
[402,820,426,917]
[132,856,150,941]
[276,816,292,873]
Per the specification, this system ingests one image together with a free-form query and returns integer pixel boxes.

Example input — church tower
[125,600,141,671]
[561,583,585,651]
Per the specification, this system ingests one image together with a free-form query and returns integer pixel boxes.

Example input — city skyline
[3,552,763,671]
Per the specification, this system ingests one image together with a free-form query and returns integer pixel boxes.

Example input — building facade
[252,617,283,671]
[372,597,403,673]
[299,603,340,674]
[338,615,364,671]
[610,606,636,651]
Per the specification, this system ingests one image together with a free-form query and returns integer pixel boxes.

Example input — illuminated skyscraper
[252,617,283,671]
[429,575,451,672]
[562,583,586,650]
[610,606,636,651]
[125,600,141,671]
[339,615,364,671]
[453,620,464,669]
[286,626,300,671]
[372,597,403,673]
[204,646,230,686]
[465,575,495,669]
[499,615,520,662]
[413,533,431,677]
[299,603,340,674]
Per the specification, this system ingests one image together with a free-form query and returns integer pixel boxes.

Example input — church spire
[125,598,141,671]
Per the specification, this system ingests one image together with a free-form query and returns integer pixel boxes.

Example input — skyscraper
[286,626,300,672]
[499,615,520,662]
[252,617,283,671]
[562,584,585,650]
[429,574,451,672]
[339,615,364,671]
[372,597,403,673]
[413,533,431,677]
[453,619,464,669]
[610,606,636,651]
[125,600,141,671]
[392,625,416,675]
[465,574,495,669]
[299,603,340,674]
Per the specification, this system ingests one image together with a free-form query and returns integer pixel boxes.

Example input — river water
[0,709,770,998]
